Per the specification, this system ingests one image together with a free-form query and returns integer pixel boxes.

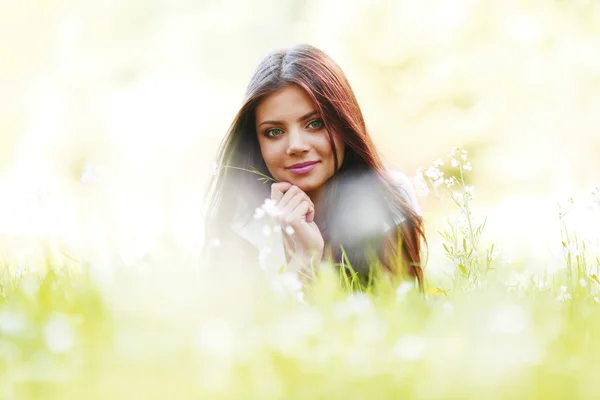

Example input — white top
[231,170,421,275]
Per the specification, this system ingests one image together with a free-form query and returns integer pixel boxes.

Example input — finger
[281,204,315,227]
[277,185,302,209]
[287,201,311,226]
[279,190,315,221]
[306,206,314,223]
[280,191,314,218]
[278,185,314,210]
[271,182,292,203]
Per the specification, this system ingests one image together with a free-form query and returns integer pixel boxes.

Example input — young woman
[204,44,426,288]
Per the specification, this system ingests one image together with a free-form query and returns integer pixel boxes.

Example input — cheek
[258,140,283,171]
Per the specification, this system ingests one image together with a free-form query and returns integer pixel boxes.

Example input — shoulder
[385,169,422,216]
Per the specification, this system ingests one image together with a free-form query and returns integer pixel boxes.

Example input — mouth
[287,161,320,175]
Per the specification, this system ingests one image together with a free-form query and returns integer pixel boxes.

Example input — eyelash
[264,119,324,138]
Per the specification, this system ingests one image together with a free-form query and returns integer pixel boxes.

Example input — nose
[286,129,310,156]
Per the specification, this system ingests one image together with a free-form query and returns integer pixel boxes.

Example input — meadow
[1,148,599,399]
[2,1,600,398]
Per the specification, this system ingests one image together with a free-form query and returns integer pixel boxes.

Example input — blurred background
[1,0,599,272]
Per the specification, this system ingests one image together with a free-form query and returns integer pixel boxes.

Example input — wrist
[291,248,323,281]
[294,247,323,263]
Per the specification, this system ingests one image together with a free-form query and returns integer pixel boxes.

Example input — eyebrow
[258,110,319,127]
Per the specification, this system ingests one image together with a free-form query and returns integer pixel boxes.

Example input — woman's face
[255,84,345,197]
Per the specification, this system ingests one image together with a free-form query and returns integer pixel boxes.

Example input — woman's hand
[271,182,324,271]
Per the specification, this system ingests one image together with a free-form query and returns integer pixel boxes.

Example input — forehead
[255,84,317,122]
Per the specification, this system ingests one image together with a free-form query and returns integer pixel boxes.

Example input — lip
[287,161,319,175]
[288,161,319,169]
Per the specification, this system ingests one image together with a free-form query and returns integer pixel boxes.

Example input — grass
[0,148,599,399]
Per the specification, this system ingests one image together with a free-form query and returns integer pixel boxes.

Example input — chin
[296,183,319,193]
[290,177,327,193]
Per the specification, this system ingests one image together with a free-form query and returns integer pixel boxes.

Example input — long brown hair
[204,44,426,288]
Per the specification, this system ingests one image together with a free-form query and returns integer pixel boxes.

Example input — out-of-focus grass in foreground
[1,148,600,399]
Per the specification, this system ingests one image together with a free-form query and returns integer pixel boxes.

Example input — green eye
[308,119,324,129]
[266,128,284,137]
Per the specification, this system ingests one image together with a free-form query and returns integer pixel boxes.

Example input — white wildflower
[258,246,272,271]
[563,243,580,256]
[43,314,75,354]
[396,281,415,301]
[449,147,468,164]
[425,166,444,181]
[442,301,454,314]
[590,280,600,296]
[0,312,27,336]
[332,293,374,320]
[296,291,306,304]
[19,276,38,298]
[580,278,588,287]
[488,305,528,335]
[433,158,444,167]
[490,247,501,261]
[414,168,425,181]
[536,279,550,291]
[455,213,469,230]
[394,334,426,362]
[15,265,28,280]
[557,292,572,302]
[194,319,237,358]
[271,307,323,352]
[556,286,572,302]
[559,198,574,217]
[506,271,527,289]
[285,226,295,235]
[414,168,429,196]
[262,198,279,217]
[80,164,95,184]
[262,225,272,237]
[253,207,266,219]
[444,178,455,188]
[451,158,460,168]
[463,162,472,171]
[354,315,387,344]
[452,191,463,204]
[80,163,108,185]
[270,272,305,303]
